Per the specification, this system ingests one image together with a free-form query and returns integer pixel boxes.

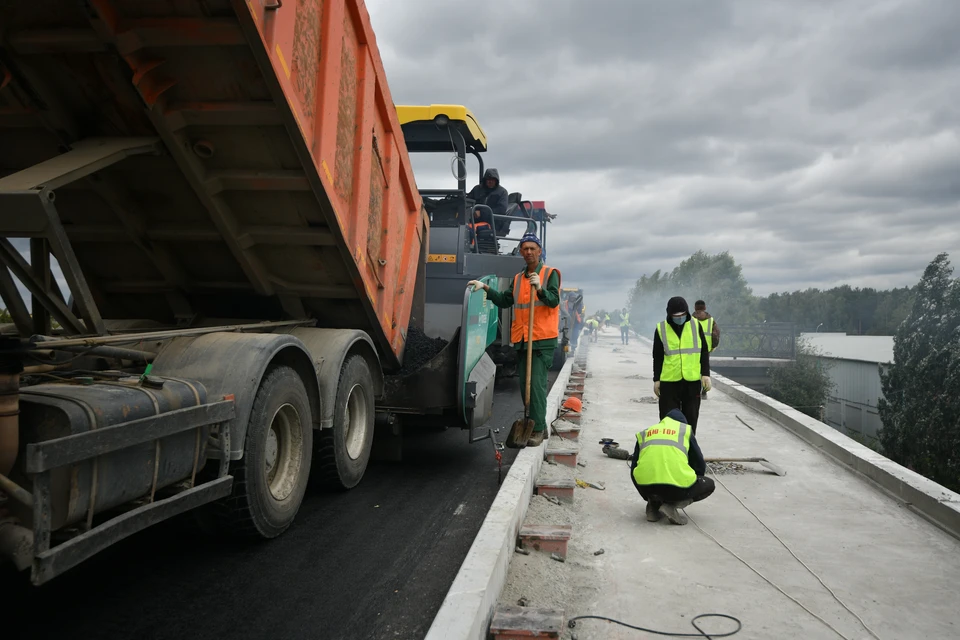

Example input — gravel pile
[399,327,448,375]
[707,461,747,475]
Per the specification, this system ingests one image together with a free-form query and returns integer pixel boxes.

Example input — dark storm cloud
[367,0,960,311]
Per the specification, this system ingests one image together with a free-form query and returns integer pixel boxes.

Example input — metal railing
[468,205,548,256]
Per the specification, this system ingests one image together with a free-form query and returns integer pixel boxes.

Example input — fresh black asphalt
[7,371,559,640]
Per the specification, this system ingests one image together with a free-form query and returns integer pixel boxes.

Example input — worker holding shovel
[469,233,560,447]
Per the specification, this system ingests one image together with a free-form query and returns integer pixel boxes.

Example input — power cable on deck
[687,473,883,640]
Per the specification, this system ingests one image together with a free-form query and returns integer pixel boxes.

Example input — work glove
[466,280,486,292]
[701,376,712,392]
[527,273,541,289]
[654,381,660,397]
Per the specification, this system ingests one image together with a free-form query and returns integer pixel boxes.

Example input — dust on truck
[0,0,496,585]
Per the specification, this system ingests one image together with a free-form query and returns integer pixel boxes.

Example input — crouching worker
[631,409,715,525]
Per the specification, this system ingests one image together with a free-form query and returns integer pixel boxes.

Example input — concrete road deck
[500,333,960,640]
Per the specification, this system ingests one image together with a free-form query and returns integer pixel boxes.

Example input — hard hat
[562,397,582,413]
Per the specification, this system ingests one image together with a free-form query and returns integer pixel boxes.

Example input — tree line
[623,250,914,336]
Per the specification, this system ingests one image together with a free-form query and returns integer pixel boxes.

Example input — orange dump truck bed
[0,0,424,369]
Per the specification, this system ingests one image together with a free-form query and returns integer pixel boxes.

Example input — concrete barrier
[712,372,960,540]
[638,334,960,538]
[424,354,576,640]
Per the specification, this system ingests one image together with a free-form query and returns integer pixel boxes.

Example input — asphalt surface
[6,370,560,640]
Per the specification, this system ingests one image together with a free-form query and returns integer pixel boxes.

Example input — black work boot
[646,501,663,522]
[526,430,545,447]
[659,502,689,525]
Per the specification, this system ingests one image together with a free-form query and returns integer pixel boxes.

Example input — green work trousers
[518,347,555,433]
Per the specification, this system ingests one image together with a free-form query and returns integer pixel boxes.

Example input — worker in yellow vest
[631,409,715,525]
[468,233,560,447]
[619,308,631,345]
[652,297,711,433]
[586,316,599,342]
[692,300,720,400]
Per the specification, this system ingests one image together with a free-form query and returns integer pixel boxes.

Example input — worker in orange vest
[468,233,561,447]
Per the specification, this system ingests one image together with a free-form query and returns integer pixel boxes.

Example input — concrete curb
[424,354,576,640]
[712,372,960,540]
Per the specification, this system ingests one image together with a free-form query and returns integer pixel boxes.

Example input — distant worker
[468,233,560,447]
[653,297,711,433]
[692,300,721,399]
[620,307,631,345]
[466,168,509,232]
[631,409,715,525]
[603,312,611,332]
[585,316,599,342]
[569,293,585,348]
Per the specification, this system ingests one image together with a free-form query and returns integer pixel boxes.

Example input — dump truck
[395,106,551,377]
[0,0,498,585]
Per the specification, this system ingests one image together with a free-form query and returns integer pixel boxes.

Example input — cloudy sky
[366,0,960,312]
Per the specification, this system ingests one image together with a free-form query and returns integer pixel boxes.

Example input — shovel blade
[758,459,787,476]
[505,418,536,449]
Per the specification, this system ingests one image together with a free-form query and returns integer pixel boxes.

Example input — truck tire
[315,354,375,489]
[213,365,313,538]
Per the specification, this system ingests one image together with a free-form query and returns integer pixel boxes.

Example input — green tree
[879,253,960,492]
[0,308,10,323]
[626,251,759,333]
[767,338,834,420]
[758,285,914,334]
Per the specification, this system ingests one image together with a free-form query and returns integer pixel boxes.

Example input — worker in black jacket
[652,297,710,433]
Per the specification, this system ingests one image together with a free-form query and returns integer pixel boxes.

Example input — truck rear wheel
[218,365,313,538]
[315,354,375,489]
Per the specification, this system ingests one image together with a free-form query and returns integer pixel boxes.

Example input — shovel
[705,457,787,476]
[506,282,538,448]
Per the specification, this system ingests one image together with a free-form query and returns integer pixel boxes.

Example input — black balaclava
[666,296,690,320]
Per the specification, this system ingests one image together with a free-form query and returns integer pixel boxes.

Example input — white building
[800,333,894,445]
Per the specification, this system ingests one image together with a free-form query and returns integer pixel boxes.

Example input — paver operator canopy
[396,104,542,252]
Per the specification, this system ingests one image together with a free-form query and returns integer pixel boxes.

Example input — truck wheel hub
[265,403,303,501]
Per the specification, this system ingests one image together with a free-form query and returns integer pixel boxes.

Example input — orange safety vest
[511,265,561,344]
[466,221,492,247]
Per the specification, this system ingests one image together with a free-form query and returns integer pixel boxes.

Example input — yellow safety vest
[632,416,697,488]
[656,320,701,382]
[620,313,630,327]
[699,317,715,352]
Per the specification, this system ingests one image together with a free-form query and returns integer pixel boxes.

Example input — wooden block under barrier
[490,604,565,639]
[518,523,572,559]
[553,424,580,442]
[565,390,583,401]
[535,477,576,503]
[545,446,578,468]
[563,411,582,424]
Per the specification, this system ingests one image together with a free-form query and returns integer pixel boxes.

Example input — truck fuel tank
[11,376,209,531]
